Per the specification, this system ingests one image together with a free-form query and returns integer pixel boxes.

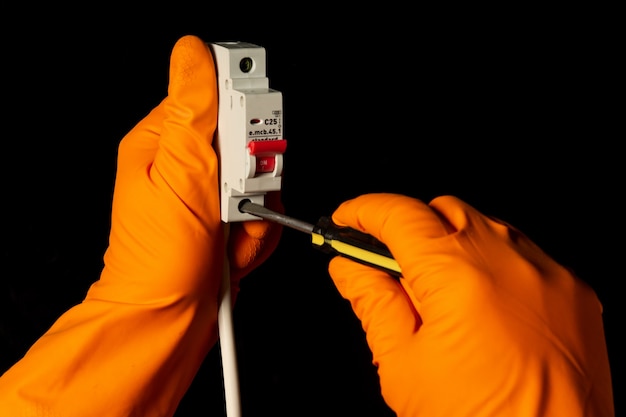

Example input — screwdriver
[238,199,402,277]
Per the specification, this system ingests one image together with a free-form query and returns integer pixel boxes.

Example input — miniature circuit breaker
[209,41,286,222]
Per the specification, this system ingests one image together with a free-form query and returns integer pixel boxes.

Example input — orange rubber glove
[328,193,613,417]
[0,35,282,417]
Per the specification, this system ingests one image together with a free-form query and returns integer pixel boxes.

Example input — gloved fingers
[227,220,282,286]
[328,256,422,360]
[228,191,284,292]
[332,193,450,244]
[96,35,223,303]
[115,102,166,182]
[329,193,494,324]
[427,195,561,284]
[428,195,498,234]
[151,35,220,225]
[331,193,451,280]
[428,195,547,255]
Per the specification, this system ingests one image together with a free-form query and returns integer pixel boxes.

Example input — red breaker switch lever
[248,139,287,174]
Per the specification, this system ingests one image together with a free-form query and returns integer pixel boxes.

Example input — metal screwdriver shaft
[239,200,315,234]
[238,199,402,277]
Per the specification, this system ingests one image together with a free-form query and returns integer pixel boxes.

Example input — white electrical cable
[218,223,241,417]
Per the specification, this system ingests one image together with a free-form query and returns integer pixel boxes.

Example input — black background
[1,7,621,417]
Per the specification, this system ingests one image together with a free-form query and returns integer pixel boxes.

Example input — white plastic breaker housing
[209,41,285,222]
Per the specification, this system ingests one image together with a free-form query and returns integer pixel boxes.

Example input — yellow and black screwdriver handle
[312,216,402,278]
[237,199,402,278]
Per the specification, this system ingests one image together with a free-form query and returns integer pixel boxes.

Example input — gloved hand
[0,35,282,417]
[328,193,613,417]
